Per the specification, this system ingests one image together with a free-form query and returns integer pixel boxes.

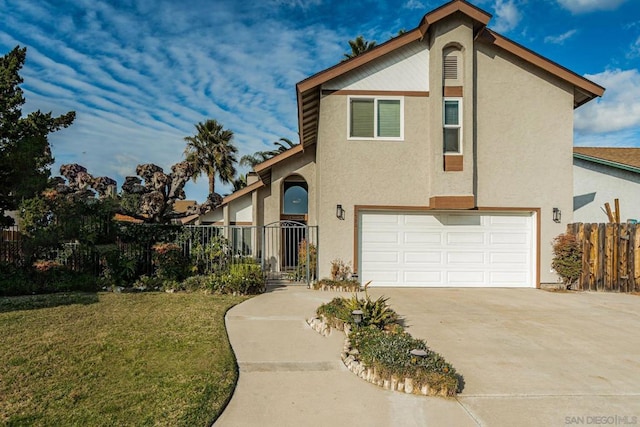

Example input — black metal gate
[262,221,318,285]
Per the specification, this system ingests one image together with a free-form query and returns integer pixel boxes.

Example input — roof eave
[574,153,640,175]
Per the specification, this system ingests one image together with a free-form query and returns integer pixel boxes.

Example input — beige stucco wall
[258,149,317,228]
[428,15,475,197]
[315,94,430,278]
[475,42,575,284]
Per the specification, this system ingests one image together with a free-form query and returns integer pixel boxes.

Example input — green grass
[0,292,248,426]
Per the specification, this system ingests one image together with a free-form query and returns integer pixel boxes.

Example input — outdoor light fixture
[553,207,561,223]
[336,204,344,220]
[351,309,363,325]
[410,349,428,358]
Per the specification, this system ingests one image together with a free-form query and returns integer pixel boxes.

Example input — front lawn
[0,292,247,426]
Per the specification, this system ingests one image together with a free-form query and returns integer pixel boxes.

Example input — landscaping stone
[405,378,414,394]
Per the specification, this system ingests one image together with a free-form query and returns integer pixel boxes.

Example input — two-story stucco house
[199,0,604,287]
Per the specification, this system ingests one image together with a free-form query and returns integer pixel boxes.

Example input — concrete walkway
[214,284,475,427]
[215,285,640,426]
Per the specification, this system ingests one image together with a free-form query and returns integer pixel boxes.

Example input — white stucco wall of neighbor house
[573,159,640,223]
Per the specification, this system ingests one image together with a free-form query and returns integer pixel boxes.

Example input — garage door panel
[447,252,484,264]
[404,251,442,263]
[404,232,441,244]
[490,252,529,265]
[490,232,528,245]
[362,231,399,244]
[362,251,399,263]
[447,232,485,245]
[360,211,535,288]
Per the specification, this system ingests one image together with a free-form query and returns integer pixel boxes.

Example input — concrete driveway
[366,287,640,426]
[215,286,640,427]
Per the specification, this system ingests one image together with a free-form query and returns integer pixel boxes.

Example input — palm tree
[240,137,299,168]
[184,119,238,199]
[239,151,270,168]
[265,137,297,157]
[343,35,377,61]
[231,174,247,192]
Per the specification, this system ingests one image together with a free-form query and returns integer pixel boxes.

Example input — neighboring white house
[573,147,640,223]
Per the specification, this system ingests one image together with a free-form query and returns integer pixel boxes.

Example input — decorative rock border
[312,284,362,292]
[306,316,436,396]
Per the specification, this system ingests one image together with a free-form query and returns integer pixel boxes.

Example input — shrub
[349,326,459,396]
[100,246,138,287]
[292,240,317,281]
[152,242,190,282]
[316,293,398,330]
[0,262,33,296]
[551,233,583,289]
[206,261,264,295]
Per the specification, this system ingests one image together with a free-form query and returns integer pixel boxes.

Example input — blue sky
[1,0,639,202]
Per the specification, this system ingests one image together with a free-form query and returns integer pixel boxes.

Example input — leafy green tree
[184,119,238,200]
[343,35,377,61]
[0,46,75,226]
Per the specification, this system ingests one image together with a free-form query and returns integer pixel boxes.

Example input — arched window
[283,177,308,215]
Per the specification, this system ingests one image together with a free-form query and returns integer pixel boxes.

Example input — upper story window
[443,98,462,154]
[349,96,404,140]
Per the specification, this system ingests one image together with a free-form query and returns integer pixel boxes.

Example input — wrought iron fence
[1,223,319,285]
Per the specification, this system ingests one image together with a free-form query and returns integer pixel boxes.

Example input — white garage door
[360,211,535,287]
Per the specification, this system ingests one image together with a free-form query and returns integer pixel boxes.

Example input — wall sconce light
[553,207,561,223]
[336,204,344,220]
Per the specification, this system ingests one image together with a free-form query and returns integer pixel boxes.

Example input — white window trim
[443,97,463,155]
[347,96,405,141]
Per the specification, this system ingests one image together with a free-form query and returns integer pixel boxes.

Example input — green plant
[344,293,398,329]
[152,242,191,282]
[316,293,398,329]
[293,240,317,281]
[349,326,458,395]
[220,261,265,295]
[100,246,138,287]
[551,233,583,289]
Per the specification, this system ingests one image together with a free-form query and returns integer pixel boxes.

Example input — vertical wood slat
[604,223,613,291]
[634,226,640,292]
[619,223,629,293]
[567,222,638,292]
[588,224,598,291]
[597,224,605,291]
[579,223,588,291]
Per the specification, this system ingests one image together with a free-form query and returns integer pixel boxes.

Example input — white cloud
[574,69,640,134]
[491,0,522,33]
[628,35,640,59]
[557,0,628,14]
[544,29,578,44]
[404,0,425,9]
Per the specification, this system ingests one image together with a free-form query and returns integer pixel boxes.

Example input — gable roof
[296,0,604,148]
[574,147,640,174]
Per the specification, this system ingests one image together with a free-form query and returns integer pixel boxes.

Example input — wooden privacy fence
[567,223,640,292]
